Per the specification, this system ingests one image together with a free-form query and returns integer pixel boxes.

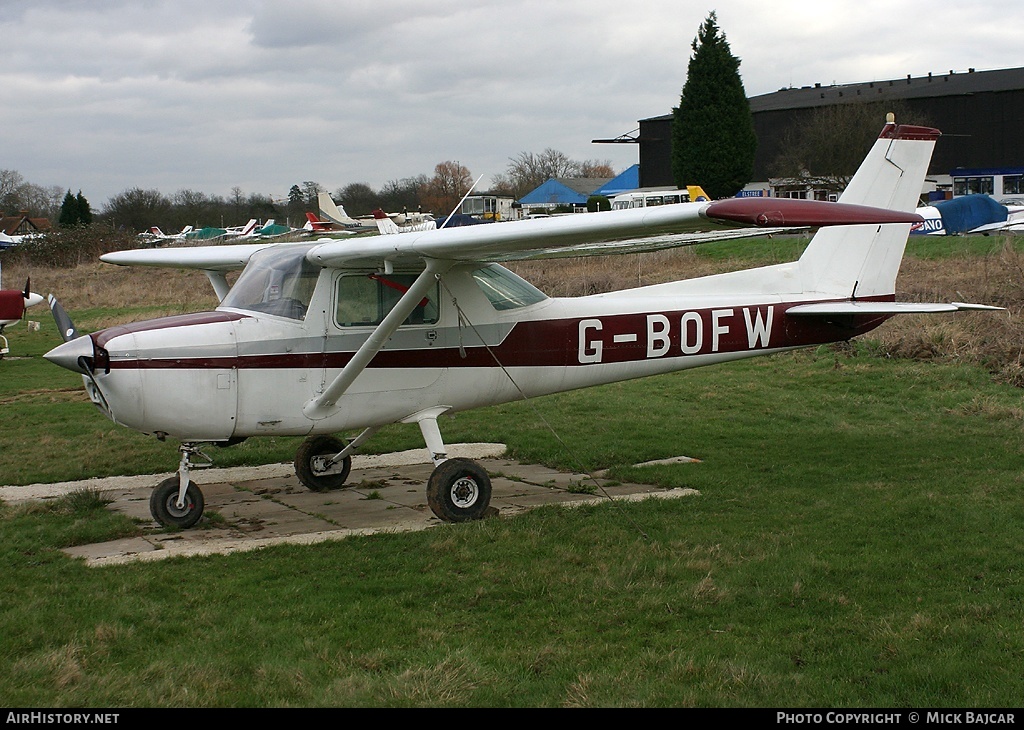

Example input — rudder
[798,120,940,299]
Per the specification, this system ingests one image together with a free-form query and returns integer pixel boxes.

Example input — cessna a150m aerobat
[45,119,1001,528]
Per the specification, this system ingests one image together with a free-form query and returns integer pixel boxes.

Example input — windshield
[221,244,319,320]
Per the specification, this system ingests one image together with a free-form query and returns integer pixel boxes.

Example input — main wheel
[427,458,492,522]
[150,477,205,529]
[294,435,352,492]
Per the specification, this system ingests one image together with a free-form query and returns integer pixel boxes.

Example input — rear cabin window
[335,274,439,327]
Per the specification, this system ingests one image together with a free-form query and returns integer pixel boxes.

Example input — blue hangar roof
[518,175,615,205]
[591,165,640,197]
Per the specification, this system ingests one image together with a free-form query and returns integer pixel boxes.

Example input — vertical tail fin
[372,209,401,235]
[798,120,940,298]
[318,192,361,226]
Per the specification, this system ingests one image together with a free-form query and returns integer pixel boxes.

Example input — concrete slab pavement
[0,443,699,567]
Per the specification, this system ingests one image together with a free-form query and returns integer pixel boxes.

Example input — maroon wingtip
[705,198,922,228]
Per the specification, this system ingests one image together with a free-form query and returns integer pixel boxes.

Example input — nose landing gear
[148,443,211,528]
[150,476,205,529]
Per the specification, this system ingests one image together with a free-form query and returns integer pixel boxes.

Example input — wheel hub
[450,476,479,508]
[165,494,194,518]
[311,455,332,475]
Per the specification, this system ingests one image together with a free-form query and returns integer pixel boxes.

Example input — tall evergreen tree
[671,12,757,199]
[58,189,78,227]
[58,189,93,226]
[75,190,92,225]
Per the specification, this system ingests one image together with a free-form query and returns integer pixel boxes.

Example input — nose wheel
[150,476,205,528]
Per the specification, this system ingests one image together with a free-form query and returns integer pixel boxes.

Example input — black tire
[150,476,205,529]
[427,458,492,522]
[294,435,352,492]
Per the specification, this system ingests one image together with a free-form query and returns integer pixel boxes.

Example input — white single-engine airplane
[45,119,1001,528]
[0,271,43,357]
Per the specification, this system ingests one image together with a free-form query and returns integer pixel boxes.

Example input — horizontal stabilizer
[788,301,1005,315]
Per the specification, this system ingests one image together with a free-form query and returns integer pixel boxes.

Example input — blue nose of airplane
[44,335,94,374]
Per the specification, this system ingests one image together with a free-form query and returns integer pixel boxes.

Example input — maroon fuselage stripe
[101,301,892,371]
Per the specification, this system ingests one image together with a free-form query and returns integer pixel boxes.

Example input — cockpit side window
[471,264,547,311]
[335,273,440,327]
[220,245,319,320]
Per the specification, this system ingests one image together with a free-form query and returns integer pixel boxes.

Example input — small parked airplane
[0,268,43,356]
[373,209,492,234]
[180,219,260,243]
[138,226,195,245]
[912,194,1024,235]
[316,193,378,233]
[44,118,1000,529]
[304,211,342,233]
[372,208,437,234]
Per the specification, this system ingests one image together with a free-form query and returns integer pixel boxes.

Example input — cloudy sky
[4,0,1023,208]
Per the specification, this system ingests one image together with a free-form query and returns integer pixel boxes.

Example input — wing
[100,241,295,271]
[99,198,920,272]
[306,198,922,269]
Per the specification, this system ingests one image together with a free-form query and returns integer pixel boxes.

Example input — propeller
[43,295,114,419]
[47,294,79,342]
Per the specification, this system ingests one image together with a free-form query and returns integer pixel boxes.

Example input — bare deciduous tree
[503,150,615,199]
[771,100,923,193]
[420,161,473,214]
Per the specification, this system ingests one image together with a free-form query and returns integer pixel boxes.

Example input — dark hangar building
[626,66,1024,197]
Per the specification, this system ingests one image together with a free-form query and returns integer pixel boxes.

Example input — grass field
[1,238,1023,707]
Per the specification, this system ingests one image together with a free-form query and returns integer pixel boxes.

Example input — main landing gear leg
[149,443,210,528]
[414,414,493,523]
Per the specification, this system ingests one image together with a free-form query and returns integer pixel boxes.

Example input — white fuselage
[74,260,887,442]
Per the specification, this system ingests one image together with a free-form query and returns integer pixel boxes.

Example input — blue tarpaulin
[934,195,1008,234]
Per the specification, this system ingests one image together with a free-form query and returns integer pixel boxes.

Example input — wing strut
[203,270,231,302]
[302,258,453,420]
